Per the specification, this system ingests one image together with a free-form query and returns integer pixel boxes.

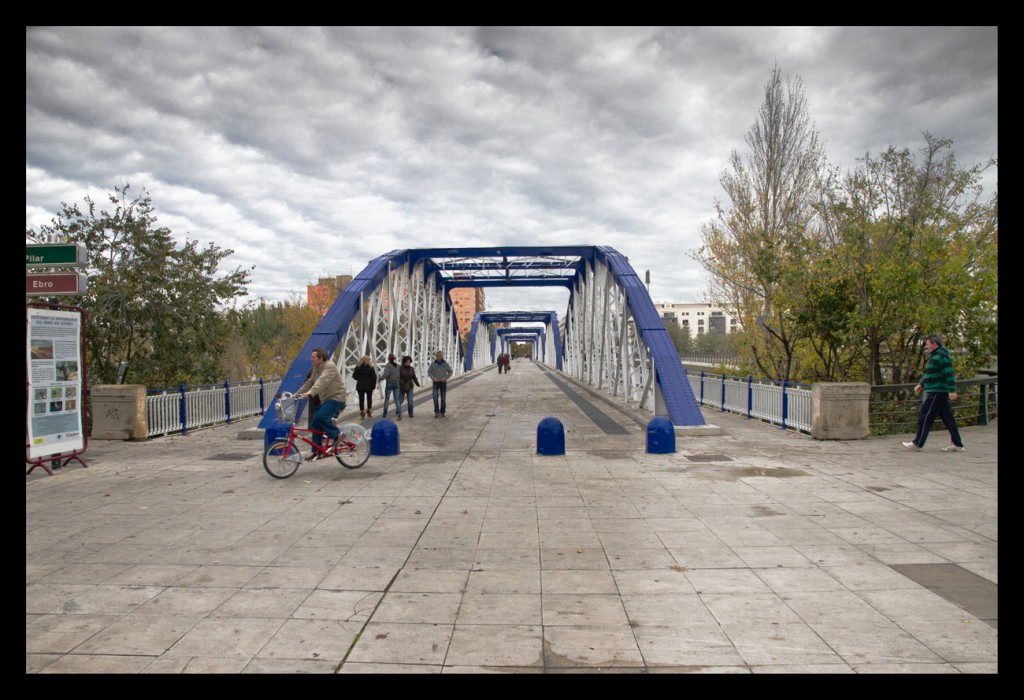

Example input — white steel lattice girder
[257,250,462,431]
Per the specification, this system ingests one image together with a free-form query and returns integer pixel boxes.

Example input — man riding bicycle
[296,348,347,457]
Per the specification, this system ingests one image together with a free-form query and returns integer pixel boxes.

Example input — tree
[665,321,693,356]
[220,296,321,380]
[692,65,826,382]
[26,183,252,387]
[815,135,998,384]
[694,329,737,357]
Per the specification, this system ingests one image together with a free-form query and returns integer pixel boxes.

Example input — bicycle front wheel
[264,439,302,478]
[336,438,370,468]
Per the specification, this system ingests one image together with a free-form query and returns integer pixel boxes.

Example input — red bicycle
[263,393,371,478]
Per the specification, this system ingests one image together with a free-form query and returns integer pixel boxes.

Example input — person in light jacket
[428,350,454,417]
[296,348,347,453]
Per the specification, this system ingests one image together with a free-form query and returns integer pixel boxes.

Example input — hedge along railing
[868,375,998,436]
[146,378,283,438]
[688,372,813,434]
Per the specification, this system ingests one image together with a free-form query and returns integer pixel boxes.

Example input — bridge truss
[258,246,704,431]
[467,311,560,370]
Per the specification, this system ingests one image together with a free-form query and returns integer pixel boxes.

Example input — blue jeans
[382,383,402,417]
[399,388,415,416]
[311,399,344,448]
[432,381,447,415]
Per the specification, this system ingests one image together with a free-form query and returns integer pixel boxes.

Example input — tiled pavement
[26,360,997,673]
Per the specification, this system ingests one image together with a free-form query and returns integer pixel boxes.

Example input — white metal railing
[688,371,812,433]
[680,355,740,368]
[145,378,283,437]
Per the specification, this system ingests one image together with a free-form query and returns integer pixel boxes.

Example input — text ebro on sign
[25,272,88,295]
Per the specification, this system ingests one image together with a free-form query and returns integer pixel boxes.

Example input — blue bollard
[536,416,565,455]
[370,419,400,456]
[646,416,676,454]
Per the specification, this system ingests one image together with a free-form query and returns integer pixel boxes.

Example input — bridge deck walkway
[26,359,997,673]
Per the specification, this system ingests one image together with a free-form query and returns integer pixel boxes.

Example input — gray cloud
[26,26,997,313]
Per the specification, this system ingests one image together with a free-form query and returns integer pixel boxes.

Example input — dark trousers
[913,392,963,448]
[311,399,344,448]
[432,381,447,415]
[357,389,373,411]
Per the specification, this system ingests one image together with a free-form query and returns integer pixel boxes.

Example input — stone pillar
[811,382,870,440]
[90,384,148,440]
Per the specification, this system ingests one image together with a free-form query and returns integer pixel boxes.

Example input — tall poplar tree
[693,65,826,381]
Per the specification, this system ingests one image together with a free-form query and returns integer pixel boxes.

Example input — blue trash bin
[646,416,676,454]
[537,416,565,455]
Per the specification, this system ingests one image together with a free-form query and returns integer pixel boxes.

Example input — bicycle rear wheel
[336,438,370,468]
[334,423,370,469]
[264,439,302,478]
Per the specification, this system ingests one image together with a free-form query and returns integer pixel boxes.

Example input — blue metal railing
[689,372,813,434]
[146,378,283,437]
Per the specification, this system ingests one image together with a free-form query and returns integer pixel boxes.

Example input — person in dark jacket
[352,355,378,418]
[397,355,420,420]
[380,353,402,419]
[902,334,965,452]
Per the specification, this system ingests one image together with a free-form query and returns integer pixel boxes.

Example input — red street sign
[26,272,88,296]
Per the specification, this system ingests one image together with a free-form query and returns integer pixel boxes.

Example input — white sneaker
[941,444,965,452]
[901,441,920,450]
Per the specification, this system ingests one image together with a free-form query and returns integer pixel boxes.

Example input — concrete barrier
[90,385,147,440]
[811,382,870,440]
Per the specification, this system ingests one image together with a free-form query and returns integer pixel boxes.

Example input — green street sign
[26,243,87,267]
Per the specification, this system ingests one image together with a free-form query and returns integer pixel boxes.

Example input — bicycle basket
[275,392,298,423]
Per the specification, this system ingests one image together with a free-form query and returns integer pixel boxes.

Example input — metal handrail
[688,371,813,434]
[145,378,283,437]
[868,376,998,436]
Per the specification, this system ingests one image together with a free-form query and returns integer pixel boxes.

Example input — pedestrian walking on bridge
[902,334,966,452]
[429,350,454,417]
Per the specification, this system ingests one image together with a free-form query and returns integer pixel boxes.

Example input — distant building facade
[307,275,353,316]
[654,302,740,336]
[449,280,486,344]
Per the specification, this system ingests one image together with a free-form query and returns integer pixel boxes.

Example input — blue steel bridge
[257,246,704,433]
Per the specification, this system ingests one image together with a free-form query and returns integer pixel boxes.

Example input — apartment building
[449,283,486,344]
[653,302,740,336]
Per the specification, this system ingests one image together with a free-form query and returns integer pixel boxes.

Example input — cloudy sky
[26,26,998,317]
